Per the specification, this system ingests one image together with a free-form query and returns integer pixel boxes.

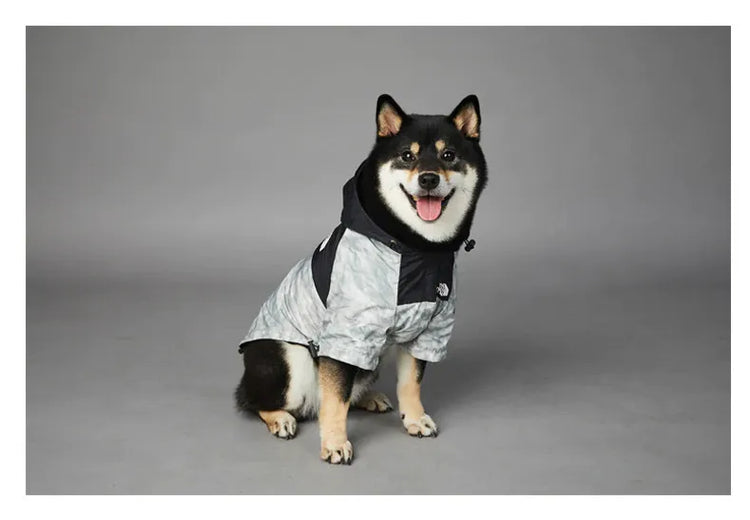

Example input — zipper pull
[464,238,476,252]
[307,339,320,358]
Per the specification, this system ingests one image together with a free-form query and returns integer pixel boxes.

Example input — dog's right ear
[376,94,407,138]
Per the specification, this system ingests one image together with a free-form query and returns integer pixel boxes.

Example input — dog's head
[359,95,487,250]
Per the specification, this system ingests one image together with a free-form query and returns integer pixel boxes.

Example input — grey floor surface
[26,278,730,494]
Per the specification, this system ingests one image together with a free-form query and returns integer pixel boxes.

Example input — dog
[235,94,487,464]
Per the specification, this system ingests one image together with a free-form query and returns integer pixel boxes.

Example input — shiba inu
[235,94,487,464]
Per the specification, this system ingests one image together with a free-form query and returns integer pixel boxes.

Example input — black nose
[418,172,440,191]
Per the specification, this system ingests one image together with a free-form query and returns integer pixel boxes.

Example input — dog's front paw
[401,413,438,438]
[320,439,354,465]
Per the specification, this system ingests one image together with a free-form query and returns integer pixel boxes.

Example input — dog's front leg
[396,347,438,438]
[318,356,356,464]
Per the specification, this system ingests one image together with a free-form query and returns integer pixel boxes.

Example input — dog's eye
[441,150,456,162]
[401,151,416,162]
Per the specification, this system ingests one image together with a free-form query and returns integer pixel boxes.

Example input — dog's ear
[376,94,407,137]
[449,95,481,140]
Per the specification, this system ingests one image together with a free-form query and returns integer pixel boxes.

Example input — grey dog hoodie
[239,164,461,370]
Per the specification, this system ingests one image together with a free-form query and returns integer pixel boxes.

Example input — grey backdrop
[27,27,730,494]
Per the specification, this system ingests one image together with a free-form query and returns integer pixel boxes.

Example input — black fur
[235,341,376,414]
[359,95,488,252]
[234,340,289,413]
[415,359,427,384]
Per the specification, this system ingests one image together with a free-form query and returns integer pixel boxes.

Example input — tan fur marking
[258,410,296,437]
[318,360,351,459]
[353,391,393,413]
[453,110,479,138]
[396,349,438,437]
[258,410,286,430]
[396,350,425,420]
[410,142,420,155]
[435,139,446,153]
[406,167,420,184]
[439,168,454,181]
[378,103,403,137]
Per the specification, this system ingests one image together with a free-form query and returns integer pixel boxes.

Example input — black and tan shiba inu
[235,95,487,464]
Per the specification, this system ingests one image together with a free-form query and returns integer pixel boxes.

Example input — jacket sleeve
[404,261,458,363]
[314,230,399,370]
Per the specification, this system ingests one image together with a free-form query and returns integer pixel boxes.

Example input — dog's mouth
[400,185,455,222]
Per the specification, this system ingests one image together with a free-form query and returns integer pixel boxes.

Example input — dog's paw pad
[403,413,438,438]
[357,392,393,413]
[321,440,353,465]
[264,412,297,440]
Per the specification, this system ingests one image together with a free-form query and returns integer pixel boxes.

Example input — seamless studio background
[27,27,729,494]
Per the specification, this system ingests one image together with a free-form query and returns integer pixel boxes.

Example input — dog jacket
[239,165,462,371]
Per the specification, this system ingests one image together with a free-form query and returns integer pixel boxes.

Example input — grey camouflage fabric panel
[241,228,457,370]
[241,256,325,348]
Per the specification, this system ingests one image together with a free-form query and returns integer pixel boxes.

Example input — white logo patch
[436,282,450,298]
[318,233,331,252]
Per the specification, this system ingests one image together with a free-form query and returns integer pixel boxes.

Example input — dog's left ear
[376,94,407,137]
[449,95,481,140]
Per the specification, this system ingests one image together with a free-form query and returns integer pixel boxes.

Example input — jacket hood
[340,161,400,249]
[340,161,466,253]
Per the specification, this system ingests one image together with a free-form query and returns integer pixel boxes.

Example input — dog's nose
[418,172,440,191]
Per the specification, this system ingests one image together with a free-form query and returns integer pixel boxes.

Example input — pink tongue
[416,196,443,221]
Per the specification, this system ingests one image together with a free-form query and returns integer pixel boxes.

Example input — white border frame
[4,1,744,517]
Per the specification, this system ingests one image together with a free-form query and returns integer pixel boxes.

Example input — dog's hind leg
[353,390,393,413]
[348,363,391,413]
[235,340,318,439]
[258,410,297,439]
